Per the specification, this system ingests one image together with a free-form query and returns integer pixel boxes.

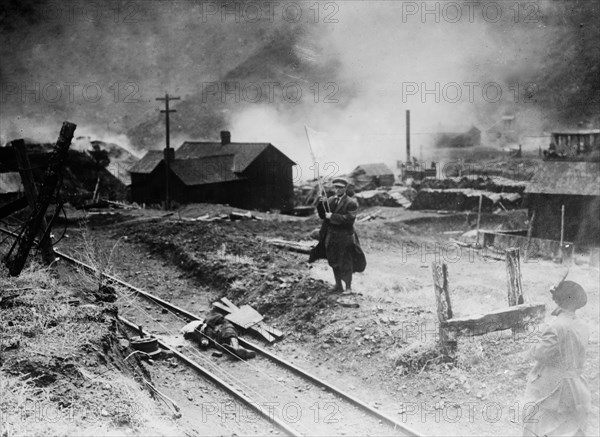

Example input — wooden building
[543,129,600,161]
[349,163,395,191]
[525,161,600,246]
[129,131,295,211]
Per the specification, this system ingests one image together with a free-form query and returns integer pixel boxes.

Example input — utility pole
[156,93,180,209]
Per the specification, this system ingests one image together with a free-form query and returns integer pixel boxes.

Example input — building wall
[240,146,294,211]
[131,147,294,211]
[130,162,168,205]
[528,194,600,246]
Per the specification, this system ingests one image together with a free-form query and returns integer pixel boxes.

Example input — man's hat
[551,280,587,310]
[332,178,348,188]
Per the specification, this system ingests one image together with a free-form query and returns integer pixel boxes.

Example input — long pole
[476,193,483,246]
[156,93,180,210]
[406,110,411,162]
[304,126,330,212]
[560,204,565,247]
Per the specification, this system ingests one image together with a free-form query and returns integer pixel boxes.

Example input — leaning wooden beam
[7,122,76,276]
[11,139,57,265]
[443,303,546,337]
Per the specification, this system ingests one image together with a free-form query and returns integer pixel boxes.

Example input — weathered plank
[225,305,263,329]
[212,298,280,342]
[267,238,315,254]
[443,303,546,337]
[506,248,524,306]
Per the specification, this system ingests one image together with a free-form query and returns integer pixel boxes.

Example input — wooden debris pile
[212,297,283,343]
[354,187,416,208]
[179,211,263,222]
[348,163,395,191]
[410,188,522,212]
[414,176,527,193]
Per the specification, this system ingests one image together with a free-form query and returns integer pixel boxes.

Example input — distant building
[129,131,295,210]
[349,163,395,191]
[525,161,600,246]
[399,161,437,181]
[543,129,600,161]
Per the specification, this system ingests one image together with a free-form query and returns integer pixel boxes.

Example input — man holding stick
[312,178,366,292]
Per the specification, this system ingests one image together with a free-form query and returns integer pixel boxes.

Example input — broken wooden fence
[4,122,76,276]
[431,247,545,360]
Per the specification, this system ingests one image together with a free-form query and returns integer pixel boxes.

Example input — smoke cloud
[1,0,598,175]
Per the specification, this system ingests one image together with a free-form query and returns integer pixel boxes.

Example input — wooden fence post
[506,248,524,306]
[431,262,456,360]
[11,139,57,265]
[7,122,76,276]
[476,193,483,246]
[524,210,535,262]
[505,248,525,335]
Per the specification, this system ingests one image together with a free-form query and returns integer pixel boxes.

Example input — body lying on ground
[181,313,256,360]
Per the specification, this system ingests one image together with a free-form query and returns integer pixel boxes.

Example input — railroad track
[0,227,422,436]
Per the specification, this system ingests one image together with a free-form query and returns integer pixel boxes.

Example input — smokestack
[406,110,411,161]
[220,130,231,145]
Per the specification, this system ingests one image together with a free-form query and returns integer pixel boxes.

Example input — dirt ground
[50,203,599,436]
[3,202,598,436]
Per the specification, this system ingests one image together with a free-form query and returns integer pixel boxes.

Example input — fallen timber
[443,303,546,337]
[0,227,421,437]
[266,238,315,254]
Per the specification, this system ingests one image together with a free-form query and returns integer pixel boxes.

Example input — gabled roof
[525,162,600,196]
[0,172,23,194]
[177,142,293,172]
[128,151,163,174]
[352,163,394,176]
[130,142,295,176]
[170,155,246,185]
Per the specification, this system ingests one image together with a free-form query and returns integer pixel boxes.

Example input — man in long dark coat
[312,178,366,292]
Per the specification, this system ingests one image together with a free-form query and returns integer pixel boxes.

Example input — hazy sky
[1,0,598,173]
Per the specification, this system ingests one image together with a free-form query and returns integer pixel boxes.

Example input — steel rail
[0,227,421,436]
[118,315,302,437]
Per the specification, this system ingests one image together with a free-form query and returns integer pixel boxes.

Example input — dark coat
[309,195,366,273]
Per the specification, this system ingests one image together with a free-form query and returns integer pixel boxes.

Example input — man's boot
[332,269,343,292]
[343,273,352,293]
